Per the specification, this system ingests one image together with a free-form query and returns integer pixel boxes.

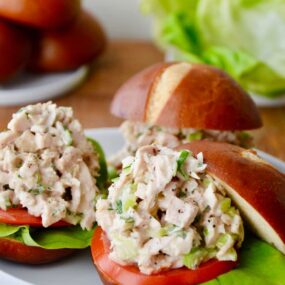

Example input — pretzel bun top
[177,141,285,254]
[111,62,262,130]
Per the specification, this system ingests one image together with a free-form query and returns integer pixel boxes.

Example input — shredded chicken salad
[97,145,244,275]
[110,121,252,167]
[0,102,99,229]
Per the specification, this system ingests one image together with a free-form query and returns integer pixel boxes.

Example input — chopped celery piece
[219,248,238,261]
[29,172,46,195]
[203,227,209,237]
[217,233,233,249]
[35,172,42,184]
[203,177,211,187]
[4,197,11,208]
[158,224,177,237]
[63,127,73,146]
[183,247,208,269]
[158,227,168,237]
[123,196,137,212]
[66,211,83,224]
[112,235,138,261]
[188,131,203,142]
[207,248,217,259]
[122,183,137,212]
[220,198,231,213]
[228,206,238,217]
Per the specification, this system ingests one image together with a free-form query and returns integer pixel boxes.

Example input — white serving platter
[1,127,285,285]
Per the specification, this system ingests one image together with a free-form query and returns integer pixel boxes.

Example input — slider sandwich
[0,102,107,264]
[110,63,262,169]
[92,142,285,285]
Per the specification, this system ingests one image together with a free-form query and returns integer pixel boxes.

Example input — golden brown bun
[0,20,32,82]
[0,237,74,264]
[177,141,285,254]
[111,62,262,130]
[28,11,106,72]
[0,0,80,29]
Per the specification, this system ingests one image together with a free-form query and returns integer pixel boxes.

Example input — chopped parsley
[29,184,46,195]
[115,200,123,214]
[176,150,191,179]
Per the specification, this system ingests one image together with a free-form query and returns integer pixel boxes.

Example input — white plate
[1,127,285,285]
[249,93,285,108]
[0,66,89,106]
[0,0,152,108]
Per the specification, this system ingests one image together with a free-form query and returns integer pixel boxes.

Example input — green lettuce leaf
[0,223,21,237]
[142,0,285,97]
[203,235,285,285]
[0,223,95,250]
[88,137,108,190]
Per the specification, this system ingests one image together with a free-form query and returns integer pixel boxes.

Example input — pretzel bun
[111,62,262,130]
[0,20,31,82]
[28,11,106,72]
[0,237,74,264]
[177,141,285,254]
[0,0,80,29]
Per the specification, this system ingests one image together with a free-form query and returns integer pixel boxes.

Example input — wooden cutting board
[0,41,284,160]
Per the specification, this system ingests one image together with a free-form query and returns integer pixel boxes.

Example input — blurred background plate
[0,66,89,106]
[250,93,285,107]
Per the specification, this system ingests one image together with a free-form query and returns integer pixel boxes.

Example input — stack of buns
[0,0,106,83]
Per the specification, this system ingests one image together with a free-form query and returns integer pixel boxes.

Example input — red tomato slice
[0,208,71,227]
[91,227,238,285]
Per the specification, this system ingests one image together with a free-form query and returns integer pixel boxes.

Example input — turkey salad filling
[96,145,244,275]
[0,102,99,230]
[110,121,252,168]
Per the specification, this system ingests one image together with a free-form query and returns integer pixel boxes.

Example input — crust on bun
[0,237,75,264]
[0,0,80,29]
[111,62,262,130]
[177,141,285,254]
[28,11,106,72]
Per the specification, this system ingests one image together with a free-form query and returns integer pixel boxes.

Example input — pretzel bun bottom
[0,237,75,264]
